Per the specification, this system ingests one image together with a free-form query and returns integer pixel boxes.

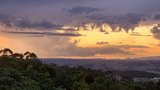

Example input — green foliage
[0,68,40,90]
[72,80,89,90]
[0,48,160,90]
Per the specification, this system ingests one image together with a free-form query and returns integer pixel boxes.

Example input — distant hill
[134,56,160,60]
[41,58,160,74]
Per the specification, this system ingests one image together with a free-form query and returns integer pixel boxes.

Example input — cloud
[0,13,16,27]
[0,13,63,29]
[17,18,63,29]
[85,13,145,32]
[2,31,82,37]
[114,45,149,49]
[130,32,151,36]
[96,41,109,45]
[151,26,160,40]
[0,1,160,33]
[67,6,101,14]
[55,43,133,57]
[0,13,82,37]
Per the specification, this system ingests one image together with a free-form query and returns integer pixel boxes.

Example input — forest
[0,48,160,90]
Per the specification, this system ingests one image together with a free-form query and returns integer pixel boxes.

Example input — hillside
[0,48,160,90]
[41,58,160,74]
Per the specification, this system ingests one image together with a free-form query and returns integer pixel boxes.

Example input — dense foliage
[0,48,160,90]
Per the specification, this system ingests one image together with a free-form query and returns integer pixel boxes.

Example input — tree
[0,48,13,57]
[84,74,95,85]
[24,51,37,60]
[0,68,40,90]
[157,80,160,90]
[29,53,38,60]
[11,53,24,59]
[72,81,89,90]
[24,51,31,59]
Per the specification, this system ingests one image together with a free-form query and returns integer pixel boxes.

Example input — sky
[0,0,160,59]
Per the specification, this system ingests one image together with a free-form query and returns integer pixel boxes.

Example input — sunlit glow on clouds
[1,22,160,59]
[69,23,160,59]
[1,0,160,59]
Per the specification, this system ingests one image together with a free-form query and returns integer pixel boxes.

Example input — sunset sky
[0,0,160,59]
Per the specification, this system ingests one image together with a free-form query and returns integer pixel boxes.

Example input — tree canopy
[0,48,160,90]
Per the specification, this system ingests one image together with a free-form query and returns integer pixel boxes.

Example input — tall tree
[0,48,13,57]
[11,53,24,59]
[24,51,37,60]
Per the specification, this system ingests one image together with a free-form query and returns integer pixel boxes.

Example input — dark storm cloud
[67,6,101,14]
[1,0,160,15]
[55,43,133,57]
[85,13,147,32]
[0,13,63,29]
[2,31,82,37]
[1,0,160,33]
[0,13,16,27]
[17,18,63,29]
[151,26,160,40]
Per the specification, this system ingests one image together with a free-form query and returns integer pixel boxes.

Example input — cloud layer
[0,0,160,58]
[0,13,63,29]
[55,43,133,57]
